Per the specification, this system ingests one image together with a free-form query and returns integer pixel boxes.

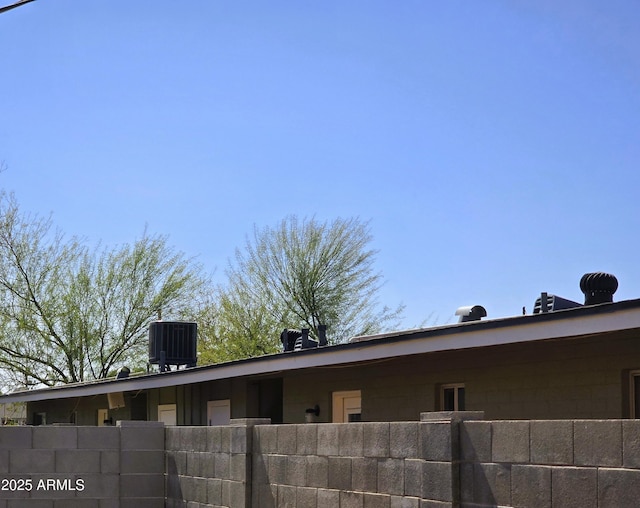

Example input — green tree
[0,192,208,389]
[199,215,403,362]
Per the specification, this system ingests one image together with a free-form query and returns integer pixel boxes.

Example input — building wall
[28,392,147,426]
[283,331,640,423]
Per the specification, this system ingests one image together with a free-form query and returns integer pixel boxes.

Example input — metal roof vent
[281,326,327,352]
[580,272,618,305]
[116,366,130,379]
[533,293,581,314]
[455,305,487,323]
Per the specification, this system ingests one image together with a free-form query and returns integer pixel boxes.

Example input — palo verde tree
[199,215,403,363]
[0,192,208,389]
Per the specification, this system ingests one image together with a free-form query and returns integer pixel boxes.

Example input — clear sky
[1,1,639,330]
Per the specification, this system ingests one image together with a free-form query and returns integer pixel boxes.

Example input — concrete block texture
[306,455,329,489]
[119,423,164,451]
[469,463,511,507]
[530,421,573,465]
[230,453,248,482]
[574,420,622,467]
[277,425,297,455]
[286,455,307,486]
[420,422,453,462]
[317,488,340,506]
[220,426,231,453]
[339,424,364,457]
[121,450,165,474]
[120,473,165,499]
[296,424,318,455]
[352,457,378,493]
[252,483,276,508]
[278,484,296,508]
[622,420,640,468]
[118,500,164,508]
[364,492,391,508]
[328,456,352,491]
[341,490,364,508]
[404,459,423,498]
[78,427,120,450]
[510,465,551,508]
[459,421,491,463]
[296,486,317,508]
[551,467,597,508]
[390,423,419,459]
[33,426,78,449]
[214,452,230,480]
[598,468,640,508]
[268,454,287,485]
[55,449,101,473]
[390,495,420,508]
[9,449,55,473]
[317,424,340,456]
[0,451,7,474]
[207,477,222,505]
[206,425,222,453]
[377,458,405,496]
[421,461,453,503]
[364,423,390,458]
[230,426,248,454]
[255,426,278,454]
[491,421,530,464]
[0,427,32,450]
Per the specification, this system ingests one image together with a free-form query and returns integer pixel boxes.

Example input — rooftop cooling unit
[148,321,198,371]
[533,293,582,314]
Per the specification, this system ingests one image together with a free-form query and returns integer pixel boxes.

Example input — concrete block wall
[251,414,474,508]
[459,419,640,508]
[0,421,164,508]
[165,419,269,508]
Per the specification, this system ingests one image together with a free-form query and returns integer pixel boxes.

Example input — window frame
[439,383,466,411]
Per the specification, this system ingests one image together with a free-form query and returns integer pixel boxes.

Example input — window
[630,371,640,418]
[332,390,362,423]
[440,383,465,411]
[207,399,231,425]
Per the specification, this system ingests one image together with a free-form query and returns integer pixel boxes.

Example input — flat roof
[3,298,640,403]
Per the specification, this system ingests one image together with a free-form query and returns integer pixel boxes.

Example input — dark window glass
[348,413,362,422]
[443,387,455,411]
[458,387,466,411]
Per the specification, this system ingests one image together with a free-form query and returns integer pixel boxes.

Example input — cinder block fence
[2,413,640,507]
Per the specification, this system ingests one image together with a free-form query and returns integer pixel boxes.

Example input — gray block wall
[0,421,164,508]
[250,413,478,508]
[165,418,270,508]
[459,418,640,508]
[3,415,640,507]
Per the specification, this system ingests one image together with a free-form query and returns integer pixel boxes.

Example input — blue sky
[1,1,639,329]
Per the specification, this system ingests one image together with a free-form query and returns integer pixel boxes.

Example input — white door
[158,404,177,426]
[97,409,109,426]
[332,390,362,423]
[343,395,362,422]
[207,399,231,425]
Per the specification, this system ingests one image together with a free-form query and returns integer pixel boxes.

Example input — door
[332,390,362,423]
[158,404,177,426]
[207,399,231,426]
[97,409,109,426]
